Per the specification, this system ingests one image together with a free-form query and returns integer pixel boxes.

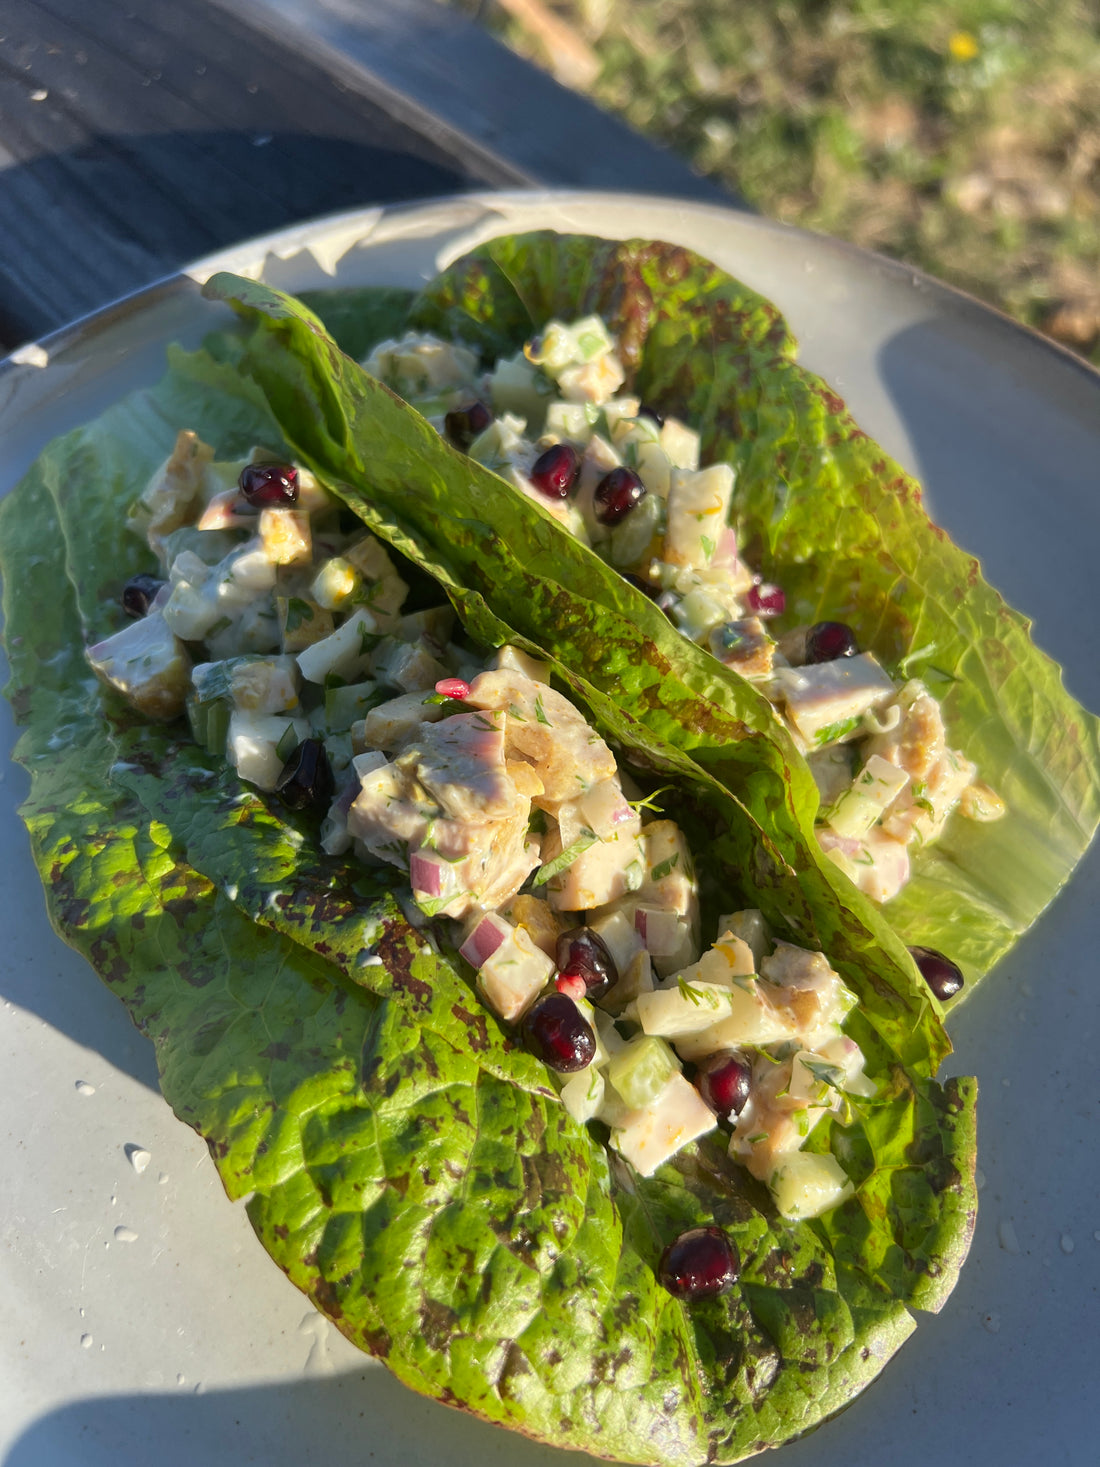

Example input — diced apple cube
[225,655,299,714]
[493,644,551,684]
[296,608,377,685]
[559,1066,606,1125]
[311,556,362,611]
[610,1073,716,1177]
[768,1152,854,1220]
[259,508,311,566]
[475,922,554,1023]
[660,418,700,471]
[228,709,310,790]
[86,612,192,721]
[277,596,334,653]
[664,464,736,571]
[587,906,644,973]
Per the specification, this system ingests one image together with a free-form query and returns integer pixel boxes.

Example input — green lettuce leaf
[1,334,976,1462]
[265,232,1100,997]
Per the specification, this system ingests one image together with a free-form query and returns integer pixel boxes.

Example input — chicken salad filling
[90,429,878,1225]
[361,317,1006,909]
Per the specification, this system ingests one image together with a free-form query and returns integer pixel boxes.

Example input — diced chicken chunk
[133,429,215,556]
[758,942,856,1043]
[772,653,897,747]
[465,669,617,803]
[708,617,775,677]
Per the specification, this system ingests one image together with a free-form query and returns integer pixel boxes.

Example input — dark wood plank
[0,0,526,344]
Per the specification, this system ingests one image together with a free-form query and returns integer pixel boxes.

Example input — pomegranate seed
[444,400,492,451]
[522,993,596,1073]
[695,1051,752,1116]
[555,973,588,1002]
[529,443,580,500]
[594,466,646,526]
[746,581,786,617]
[121,573,166,618]
[239,462,299,507]
[275,738,334,813]
[555,926,618,1000]
[908,945,964,1001]
[805,621,859,663]
[435,677,470,701]
[658,1227,739,1300]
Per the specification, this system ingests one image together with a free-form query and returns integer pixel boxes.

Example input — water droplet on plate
[158,1172,169,1185]
[124,1144,151,1174]
[75,1081,96,1097]
[298,1311,336,1375]
[80,1333,93,1349]
[997,1220,1020,1255]
[981,1311,1001,1334]
[1061,1233,1075,1254]
[114,1225,138,1244]
[974,1168,986,1190]
[177,1373,186,1386]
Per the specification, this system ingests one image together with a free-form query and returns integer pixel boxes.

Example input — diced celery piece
[489,353,554,434]
[607,1035,680,1110]
[274,721,299,763]
[324,679,384,732]
[204,699,231,759]
[607,489,661,570]
[544,400,599,443]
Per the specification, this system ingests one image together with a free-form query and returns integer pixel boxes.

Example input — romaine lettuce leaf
[1,332,976,1463]
[263,233,1100,997]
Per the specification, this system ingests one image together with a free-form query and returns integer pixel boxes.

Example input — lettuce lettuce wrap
[201,232,1100,1002]
[1,300,978,1462]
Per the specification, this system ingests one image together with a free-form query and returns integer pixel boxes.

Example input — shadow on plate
[2,1365,589,1467]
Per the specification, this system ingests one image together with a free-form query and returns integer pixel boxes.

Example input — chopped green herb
[533,830,597,886]
[699,534,715,560]
[284,597,312,633]
[650,851,680,882]
[801,1059,845,1091]
[533,694,551,727]
[814,715,862,747]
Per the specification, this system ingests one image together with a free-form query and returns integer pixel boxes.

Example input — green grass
[455,0,1100,361]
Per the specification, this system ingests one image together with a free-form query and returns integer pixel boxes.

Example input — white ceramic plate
[1,192,1097,1467]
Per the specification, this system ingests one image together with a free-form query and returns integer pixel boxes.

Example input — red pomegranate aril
[435,677,471,701]
[238,462,299,507]
[594,466,646,526]
[555,926,618,1000]
[746,581,786,617]
[555,973,588,1002]
[121,573,166,618]
[522,993,596,1073]
[805,620,860,664]
[529,443,581,500]
[908,945,964,1001]
[658,1227,739,1301]
[444,400,493,451]
[695,1050,752,1117]
[275,738,334,813]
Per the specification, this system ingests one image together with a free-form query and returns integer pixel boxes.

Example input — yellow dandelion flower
[949,30,980,61]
